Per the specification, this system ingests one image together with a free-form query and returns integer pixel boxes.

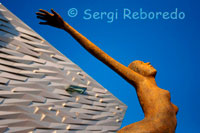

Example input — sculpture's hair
[128,60,144,74]
[128,60,157,77]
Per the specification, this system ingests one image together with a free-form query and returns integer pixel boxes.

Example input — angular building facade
[0,4,127,133]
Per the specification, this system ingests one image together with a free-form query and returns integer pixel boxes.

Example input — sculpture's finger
[36,12,46,17]
[37,16,48,21]
[39,9,52,16]
[39,21,49,25]
[51,9,59,16]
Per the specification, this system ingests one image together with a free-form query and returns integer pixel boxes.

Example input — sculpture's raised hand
[36,9,65,29]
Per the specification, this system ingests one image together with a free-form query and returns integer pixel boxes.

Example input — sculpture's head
[128,60,157,77]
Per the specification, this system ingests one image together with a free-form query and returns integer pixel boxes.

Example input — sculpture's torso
[118,79,177,133]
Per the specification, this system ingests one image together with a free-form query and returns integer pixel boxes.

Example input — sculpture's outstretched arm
[36,9,143,86]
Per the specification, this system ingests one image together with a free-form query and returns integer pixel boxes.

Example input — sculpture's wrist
[62,22,70,31]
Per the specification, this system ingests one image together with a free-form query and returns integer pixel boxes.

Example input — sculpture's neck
[147,76,157,86]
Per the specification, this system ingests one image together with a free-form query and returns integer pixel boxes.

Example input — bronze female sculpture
[36,9,178,133]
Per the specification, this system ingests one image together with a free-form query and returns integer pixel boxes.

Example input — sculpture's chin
[148,69,157,77]
[153,70,157,77]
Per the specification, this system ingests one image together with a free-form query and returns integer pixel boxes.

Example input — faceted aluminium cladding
[0,4,127,133]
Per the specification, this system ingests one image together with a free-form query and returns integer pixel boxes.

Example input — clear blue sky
[2,0,200,132]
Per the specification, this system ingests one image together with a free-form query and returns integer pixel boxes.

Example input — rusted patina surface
[36,9,178,133]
